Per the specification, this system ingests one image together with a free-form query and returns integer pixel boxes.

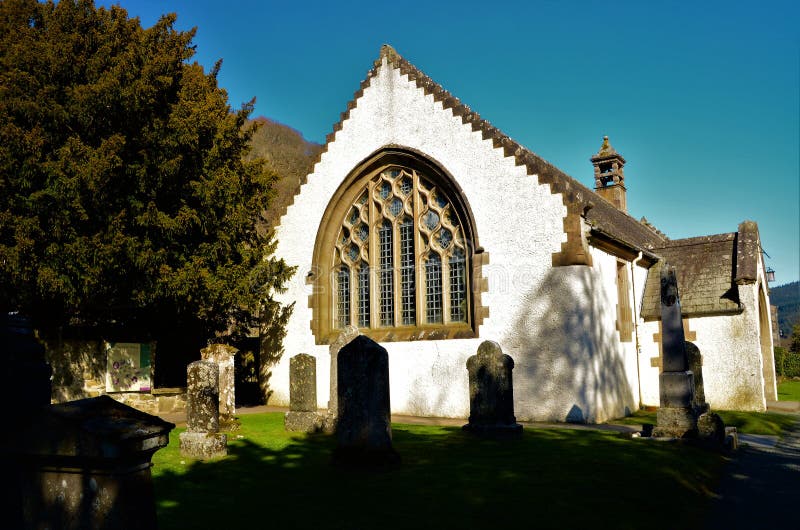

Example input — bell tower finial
[591,135,627,212]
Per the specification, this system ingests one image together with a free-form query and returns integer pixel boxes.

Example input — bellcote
[591,136,627,212]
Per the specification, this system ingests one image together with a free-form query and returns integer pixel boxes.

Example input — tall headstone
[463,340,522,436]
[653,265,698,438]
[200,343,238,429]
[285,353,322,432]
[180,360,227,458]
[332,335,399,467]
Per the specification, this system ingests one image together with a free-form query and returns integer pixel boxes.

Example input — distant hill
[246,116,323,227]
[770,281,800,339]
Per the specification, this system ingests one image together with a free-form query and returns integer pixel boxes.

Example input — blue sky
[102,0,799,284]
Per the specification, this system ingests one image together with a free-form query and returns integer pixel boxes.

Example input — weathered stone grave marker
[326,324,360,431]
[200,343,238,430]
[180,360,227,458]
[285,353,323,432]
[463,340,522,436]
[332,335,399,467]
[653,264,698,438]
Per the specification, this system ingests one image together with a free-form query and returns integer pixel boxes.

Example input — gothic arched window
[333,166,470,331]
[310,150,484,344]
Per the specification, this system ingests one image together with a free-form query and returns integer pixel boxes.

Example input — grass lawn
[152,412,725,530]
[610,409,797,436]
[777,380,800,401]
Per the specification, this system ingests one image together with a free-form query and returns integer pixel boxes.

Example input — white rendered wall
[637,282,768,411]
[271,58,638,422]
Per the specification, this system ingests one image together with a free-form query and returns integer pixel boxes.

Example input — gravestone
[463,340,522,436]
[332,335,399,467]
[326,325,360,430]
[653,265,698,438]
[200,343,239,430]
[685,342,707,412]
[285,353,323,432]
[180,360,227,458]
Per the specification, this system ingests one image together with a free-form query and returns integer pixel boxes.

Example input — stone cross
[180,360,227,458]
[653,264,698,438]
[332,335,399,467]
[200,343,237,429]
[463,340,522,435]
[285,353,322,432]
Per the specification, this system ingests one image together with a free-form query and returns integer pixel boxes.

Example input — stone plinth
[201,343,238,429]
[9,396,173,530]
[332,335,399,468]
[178,431,228,459]
[463,340,522,436]
[181,360,227,459]
[285,353,322,432]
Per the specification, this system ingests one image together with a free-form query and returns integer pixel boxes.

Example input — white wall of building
[270,57,640,423]
[637,279,769,411]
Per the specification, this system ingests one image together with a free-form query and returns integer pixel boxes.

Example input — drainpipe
[631,251,644,408]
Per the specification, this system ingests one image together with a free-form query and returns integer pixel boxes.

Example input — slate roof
[640,231,749,320]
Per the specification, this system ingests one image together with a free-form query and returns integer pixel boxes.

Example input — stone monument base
[284,411,323,433]
[179,431,228,459]
[462,422,523,437]
[652,407,698,438]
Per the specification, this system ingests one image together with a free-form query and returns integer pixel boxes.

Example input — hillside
[246,117,323,227]
[770,281,800,339]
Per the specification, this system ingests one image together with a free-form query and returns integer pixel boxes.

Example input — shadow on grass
[153,414,725,530]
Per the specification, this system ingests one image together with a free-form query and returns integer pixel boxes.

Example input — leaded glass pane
[425,253,443,324]
[399,176,412,196]
[354,222,368,242]
[357,263,370,328]
[348,207,360,225]
[449,249,466,322]
[389,197,403,217]
[423,210,439,231]
[438,228,452,249]
[379,181,391,199]
[378,220,394,326]
[337,266,350,329]
[399,219,416,325]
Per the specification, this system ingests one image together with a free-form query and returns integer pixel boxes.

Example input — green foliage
[783,351,800,378]
[769,281,800,339]
[0,0,293,342]
[791,324,800,354]
[774,346,788,376]
[152,413,725,529]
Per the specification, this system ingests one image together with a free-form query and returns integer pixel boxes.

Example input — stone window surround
[308,146,489,345]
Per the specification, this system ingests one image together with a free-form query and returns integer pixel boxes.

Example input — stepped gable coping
[283,44,668,261]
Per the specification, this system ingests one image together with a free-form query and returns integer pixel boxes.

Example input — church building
[269,45,777,423]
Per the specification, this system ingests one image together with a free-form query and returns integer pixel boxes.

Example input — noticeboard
[105,342,152,392]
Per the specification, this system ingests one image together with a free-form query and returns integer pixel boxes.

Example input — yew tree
[0,0,292,345]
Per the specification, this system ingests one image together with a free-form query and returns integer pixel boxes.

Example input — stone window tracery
[332,166,470,332]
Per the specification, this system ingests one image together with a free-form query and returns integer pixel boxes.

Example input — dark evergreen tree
[0,0,293,363]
